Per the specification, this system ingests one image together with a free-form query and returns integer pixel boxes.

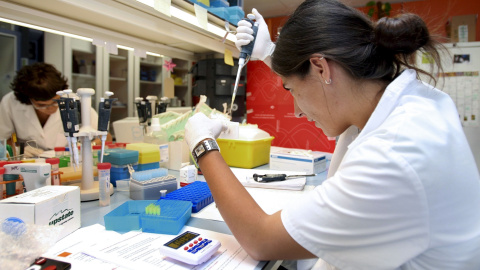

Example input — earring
[325,78,332,85]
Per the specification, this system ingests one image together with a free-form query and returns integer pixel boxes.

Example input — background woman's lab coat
[0,92,98,150]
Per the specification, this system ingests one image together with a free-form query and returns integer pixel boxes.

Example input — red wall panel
[246,0,479,153]
[246,61,336,153]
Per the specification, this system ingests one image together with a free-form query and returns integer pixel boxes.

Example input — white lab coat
[0,92,99,151]
[282,69,480,270]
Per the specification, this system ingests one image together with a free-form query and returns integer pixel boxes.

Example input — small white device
[159,231,221,265]
[4,163,51,192]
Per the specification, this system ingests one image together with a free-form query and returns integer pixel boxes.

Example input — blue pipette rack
[164,181,213,213]
[104,199,192,234]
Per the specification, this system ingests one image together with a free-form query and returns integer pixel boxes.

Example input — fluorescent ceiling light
[0,17,165,57]
[0,17,92,42]
[135,0,236,42]
[147,52,164,57]
[117,45,134,51]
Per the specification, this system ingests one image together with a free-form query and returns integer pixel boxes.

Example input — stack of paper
[43,224,260,270]
[231,168,307,191]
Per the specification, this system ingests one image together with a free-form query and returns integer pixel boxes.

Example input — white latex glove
[184,113,228,153]
[235,8,275,61]
[24,145,44,158]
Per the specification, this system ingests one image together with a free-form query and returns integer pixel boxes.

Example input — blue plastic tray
[104,200,148,232]
[210,0,229,7]
[164,181,213,213]
[104,200,192,235]
[208,7,228,18]
[226,6,244,16]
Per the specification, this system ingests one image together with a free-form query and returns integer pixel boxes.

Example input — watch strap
[192,139,219,166]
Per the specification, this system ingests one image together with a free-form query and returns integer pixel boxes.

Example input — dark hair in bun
[272,0,443,84]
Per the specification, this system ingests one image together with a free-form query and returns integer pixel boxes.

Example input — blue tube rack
[164,181,213,213]
[104,200,192,234]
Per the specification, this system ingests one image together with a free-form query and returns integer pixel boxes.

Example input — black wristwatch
[192,139,220,165]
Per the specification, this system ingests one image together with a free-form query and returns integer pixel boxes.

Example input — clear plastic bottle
[97,162,111,206]
[144,118,169,168]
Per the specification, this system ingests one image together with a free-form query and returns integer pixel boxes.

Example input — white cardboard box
[270,149,327,174]
[179,165,198,186]
[0,186,81,240]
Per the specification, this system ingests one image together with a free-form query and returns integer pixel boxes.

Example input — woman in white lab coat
[0,63,99,157]
[184,0,480,269]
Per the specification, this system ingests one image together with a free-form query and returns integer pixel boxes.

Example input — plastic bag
[0,217,64,270]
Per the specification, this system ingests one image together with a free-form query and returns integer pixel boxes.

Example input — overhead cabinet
[47,36,193,138]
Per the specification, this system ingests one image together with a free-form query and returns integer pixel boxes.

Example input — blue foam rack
[164,181,213,213]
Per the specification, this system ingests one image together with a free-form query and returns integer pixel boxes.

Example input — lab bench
[80,164,329,269]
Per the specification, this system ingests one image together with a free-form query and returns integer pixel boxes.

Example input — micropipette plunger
[230,13,259,116]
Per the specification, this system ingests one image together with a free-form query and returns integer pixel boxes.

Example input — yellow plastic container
[126,143,160,164]
[59,166,98,184]
[216,137,274,169]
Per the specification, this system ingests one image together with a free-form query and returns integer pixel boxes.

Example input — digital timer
[159,231,221,265]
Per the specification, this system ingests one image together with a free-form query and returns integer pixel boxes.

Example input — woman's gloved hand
[184,113,228,153]
[235,8,275,61]
[24,145,44,158]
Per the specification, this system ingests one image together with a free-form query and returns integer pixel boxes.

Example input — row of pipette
[54,89,115,169]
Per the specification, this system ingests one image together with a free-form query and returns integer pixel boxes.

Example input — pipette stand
[75,88,114,201]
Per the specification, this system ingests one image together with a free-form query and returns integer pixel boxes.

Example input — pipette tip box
[100,148,139,165]
[126,143,160,164]
[137,162,160,171]
[111,163,138,187]
[104,199,192,234]
[270,151,327,174]
[164,181,213,213]
[129,175,177,200]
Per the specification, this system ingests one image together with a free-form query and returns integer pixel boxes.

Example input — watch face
[194,144,206,156]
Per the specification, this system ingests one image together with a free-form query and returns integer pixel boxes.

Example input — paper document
[44,224,259,270]
[43,224,129,269]
[192,186,316,222]
[231,168,307,190]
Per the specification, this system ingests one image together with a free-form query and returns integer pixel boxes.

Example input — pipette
[55,89,80,169]
[135,97,151,134]
[98,91,116,163]
[230,13,259,116]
